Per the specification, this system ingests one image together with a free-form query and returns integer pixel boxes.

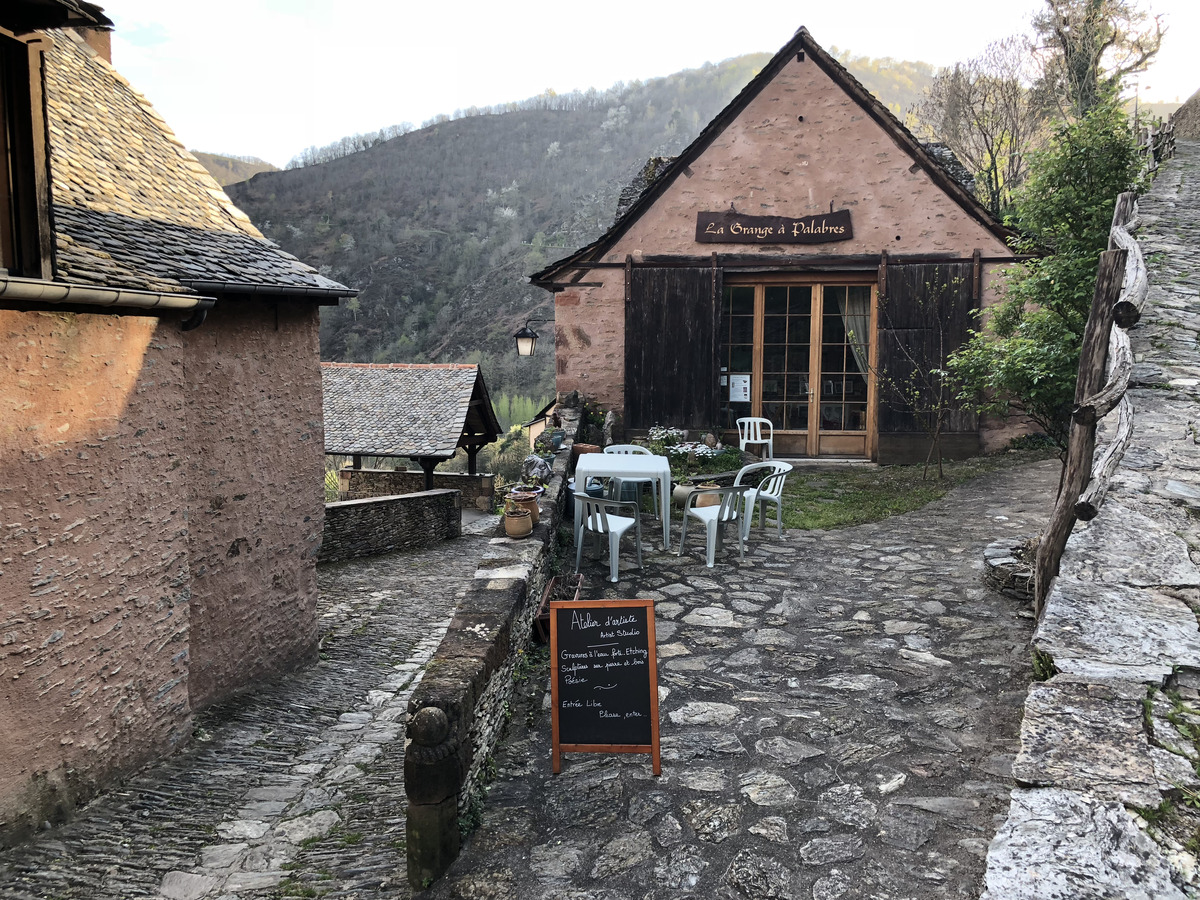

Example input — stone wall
[0,300,327,846]
[320,490,462,563]
[339,468,495,512]
[981,151,1200,898]
[404,450,569,887]
[0,310,193,845]
[182,300,325,709]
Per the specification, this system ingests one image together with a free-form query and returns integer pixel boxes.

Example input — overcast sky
[101,0,1197,168]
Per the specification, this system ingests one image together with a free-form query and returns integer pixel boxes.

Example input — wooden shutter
[877,262,978,437]
[624,266,721,430]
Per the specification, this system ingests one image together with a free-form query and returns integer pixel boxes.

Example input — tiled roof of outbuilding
[322,363,501,458]
[41,30,350,299]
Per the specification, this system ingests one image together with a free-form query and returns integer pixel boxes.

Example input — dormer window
[0,29,52,279]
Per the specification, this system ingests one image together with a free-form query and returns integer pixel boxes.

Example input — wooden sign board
[695,209,853,244]
[550,598,661,775]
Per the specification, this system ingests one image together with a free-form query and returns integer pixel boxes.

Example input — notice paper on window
[729,374,750,403]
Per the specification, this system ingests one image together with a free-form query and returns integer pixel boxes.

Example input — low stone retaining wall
[338,468,495,511]
[320,489,461,563]
[403,451,571,888]
[404,451,570,887]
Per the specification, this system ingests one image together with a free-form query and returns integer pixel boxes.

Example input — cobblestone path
[0,533,490,900]
[430,460,1059,900]
[0,462,1058,899]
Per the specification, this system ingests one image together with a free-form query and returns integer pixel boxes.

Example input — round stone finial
[410,706,450,746]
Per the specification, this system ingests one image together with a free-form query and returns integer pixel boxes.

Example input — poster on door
[729,374,750,403]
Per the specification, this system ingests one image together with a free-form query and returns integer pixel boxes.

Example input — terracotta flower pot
[507,490,540,524]
[693,483,721,507]
[504,509,532,538]
[572,443,600,462]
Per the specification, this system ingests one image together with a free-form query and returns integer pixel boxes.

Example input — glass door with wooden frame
[719,280,875,458]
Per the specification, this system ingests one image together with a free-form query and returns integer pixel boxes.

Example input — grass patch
[279,879,323,898]
[779,449,1056,531]
[1133,799,1176,827]
[1031,648,1059,682]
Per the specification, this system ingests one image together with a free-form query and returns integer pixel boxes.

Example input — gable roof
[6,0,111,31]
[38,29,351,302]
[322,363,502,459]
[532,27,1014,286]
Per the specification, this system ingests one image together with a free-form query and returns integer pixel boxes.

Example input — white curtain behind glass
[839,295,870,376]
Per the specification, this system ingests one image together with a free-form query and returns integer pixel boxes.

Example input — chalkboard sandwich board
[550,597,661,775]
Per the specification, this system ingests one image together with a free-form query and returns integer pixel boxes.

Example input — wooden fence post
[1032,249,1128,615]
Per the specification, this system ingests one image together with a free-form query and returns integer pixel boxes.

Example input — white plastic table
[574,452,672,550]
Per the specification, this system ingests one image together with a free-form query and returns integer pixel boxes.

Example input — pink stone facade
[547,35,1019,457]
[0,300,324,840]
[182,301,324,708]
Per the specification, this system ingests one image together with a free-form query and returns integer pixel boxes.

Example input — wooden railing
[1032,192,1148,615]
[1138,119,1176,176]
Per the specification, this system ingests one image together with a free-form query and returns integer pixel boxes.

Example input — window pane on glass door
[763,286,810,431]
[820,286,870,432]
[719,286,754,429]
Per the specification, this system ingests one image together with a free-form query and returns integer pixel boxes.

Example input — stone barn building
[532,27,1019,462]
[0,1,354,842]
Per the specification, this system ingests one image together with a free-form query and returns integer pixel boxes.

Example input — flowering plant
[647,425,687,447]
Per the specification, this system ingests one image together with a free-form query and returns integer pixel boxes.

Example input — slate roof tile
[322,364,499,459]
[39,30,350,299]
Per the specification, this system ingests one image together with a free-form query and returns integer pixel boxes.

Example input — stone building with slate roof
[532,27,1020,463]
[0,1,355,842]
[322,363,501,488]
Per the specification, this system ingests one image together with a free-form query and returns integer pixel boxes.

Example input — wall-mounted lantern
[514,318,553,357]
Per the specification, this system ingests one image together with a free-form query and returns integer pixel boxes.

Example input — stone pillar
[405,704,466,887]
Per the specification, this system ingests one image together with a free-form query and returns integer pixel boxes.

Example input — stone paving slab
[1062,501,1200,588]
[1035,576,1200,682]
[981,788,1187,900]
[423,460,1060,900]
[1011,677,1159,807]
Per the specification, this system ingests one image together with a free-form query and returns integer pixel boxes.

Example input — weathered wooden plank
[625,267,720,429]
[1073,325,1133,425]
[1110,226,1148,328]
[1034,249,1127,615]
[877,262,977,436]
[972,248,982,302]
[1076,394,1134,521]
[1107,193,1137,249]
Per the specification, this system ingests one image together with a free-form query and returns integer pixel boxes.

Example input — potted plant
[503,498,533,538]
[533,433,556,460]
[509,478,545,497]
[507,489,540,525]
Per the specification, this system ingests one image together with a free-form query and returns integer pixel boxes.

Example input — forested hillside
[227,51,936,405]
[192,152,277,186]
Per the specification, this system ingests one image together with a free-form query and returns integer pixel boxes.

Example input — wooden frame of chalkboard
[550,598,661,775]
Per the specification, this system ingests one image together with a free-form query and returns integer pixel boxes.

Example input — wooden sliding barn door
[876,261,978,463]
[625,266,721,430]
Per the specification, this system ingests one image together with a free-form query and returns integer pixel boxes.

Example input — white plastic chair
[736,417,774,459]
[734,461,793,540]
[575,496,643,583]
[677,485,749,568]
[604,444,660,518]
